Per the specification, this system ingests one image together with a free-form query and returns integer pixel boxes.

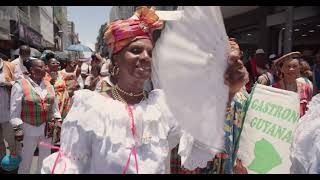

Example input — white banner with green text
[238,84,300,174]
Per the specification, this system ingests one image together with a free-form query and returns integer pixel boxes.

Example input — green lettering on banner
[273,105,283,119]
[274,126,287,139]
[289,111,300,124]
[263,102,270,113]
[256,100,265,112]
[255,118,264,130]
[262,120,272,133]
[266,124,277,137]
[250,117,258,128]
[251,99,258,110]
[281,130,293,143]
[281,108,291,121]
[268,103,277,116]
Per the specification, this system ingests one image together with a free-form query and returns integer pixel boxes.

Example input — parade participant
[10,59,61,174]
[290,93,320,174]
[272,52,312,116]
[44,58,70,146]
[41,7,247,174]
[256,50,274,86]
[100,58,112,77]
[312,50,320,95]
[170,38,250,174]
[11,45,31,79]
[77,63,90,90]
[59,59,80,97]
[297,60,313,92]
[84,63,103,91]
[99,62,117,95]
[91,54,100,66]
[0,58,17,162]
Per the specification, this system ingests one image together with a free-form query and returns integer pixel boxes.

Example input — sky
[67,6,112,55]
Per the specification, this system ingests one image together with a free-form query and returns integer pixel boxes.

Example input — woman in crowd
[84,63,103,92]
[41,7,247,174]
[99,63,117,95]
[44,58,70,146]
[272,52,312,116]
[297,60,313,92]
[59,59,80,98]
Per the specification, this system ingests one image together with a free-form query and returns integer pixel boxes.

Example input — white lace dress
[41,89,221,174]
[290,94,320,174]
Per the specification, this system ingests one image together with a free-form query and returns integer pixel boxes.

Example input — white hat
[256,49,265,54]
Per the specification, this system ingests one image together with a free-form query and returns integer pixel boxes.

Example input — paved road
[30,156,38,174]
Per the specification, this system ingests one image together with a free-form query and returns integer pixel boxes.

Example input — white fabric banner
[238,84,300,174]
[152,6,229,150]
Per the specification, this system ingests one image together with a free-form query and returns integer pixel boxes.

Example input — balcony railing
[30,23,41,33]
[18,8,30,26]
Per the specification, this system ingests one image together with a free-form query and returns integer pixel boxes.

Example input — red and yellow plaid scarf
[104,6,163,55]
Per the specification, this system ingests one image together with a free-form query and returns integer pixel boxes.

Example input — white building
[39,6,54,48]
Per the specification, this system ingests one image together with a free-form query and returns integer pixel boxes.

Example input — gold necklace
[115,84,144,97]
[111,85,147,105]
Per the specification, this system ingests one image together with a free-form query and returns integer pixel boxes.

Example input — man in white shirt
[0,58,18,163]
[10,59,61,174]
[77,62,90,89]
[11,45,32,79]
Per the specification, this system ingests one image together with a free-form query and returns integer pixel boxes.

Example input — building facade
[222,6,320,64]
[53,6,70,51]
[0,6,54,59]
[40,6,55,49]
[95,22,108,57]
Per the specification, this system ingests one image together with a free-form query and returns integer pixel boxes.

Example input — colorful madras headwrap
[104,6,164,55]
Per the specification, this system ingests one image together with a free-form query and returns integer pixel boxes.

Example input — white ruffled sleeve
[152,89,223,171]
[290,94,320,174]
[42,90,93,174]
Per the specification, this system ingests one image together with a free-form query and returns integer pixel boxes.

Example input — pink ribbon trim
[122,105,139,174]
[39,142,66,174]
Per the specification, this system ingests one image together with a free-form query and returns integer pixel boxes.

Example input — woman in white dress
[41,6,247,174]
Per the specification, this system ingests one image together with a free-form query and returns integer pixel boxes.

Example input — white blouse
[41,89,221,174]
[290,94,320,174]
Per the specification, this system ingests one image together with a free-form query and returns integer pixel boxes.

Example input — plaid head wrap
[104,6,164,55]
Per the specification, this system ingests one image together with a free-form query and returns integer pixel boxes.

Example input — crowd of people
[0,6,320,174]
[0,45,115,174]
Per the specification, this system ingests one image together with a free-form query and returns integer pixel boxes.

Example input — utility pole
[283,6,293,54]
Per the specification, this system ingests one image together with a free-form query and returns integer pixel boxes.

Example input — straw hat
[273,52,302,66]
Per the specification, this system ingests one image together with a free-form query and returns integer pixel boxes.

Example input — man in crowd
[313,50,320,95]
[11,45,32,79]
[10,59,61,174]
[0,57,17,167]
[256,50,274,86]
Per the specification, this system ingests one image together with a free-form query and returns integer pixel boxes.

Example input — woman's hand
[224,49,249,105]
